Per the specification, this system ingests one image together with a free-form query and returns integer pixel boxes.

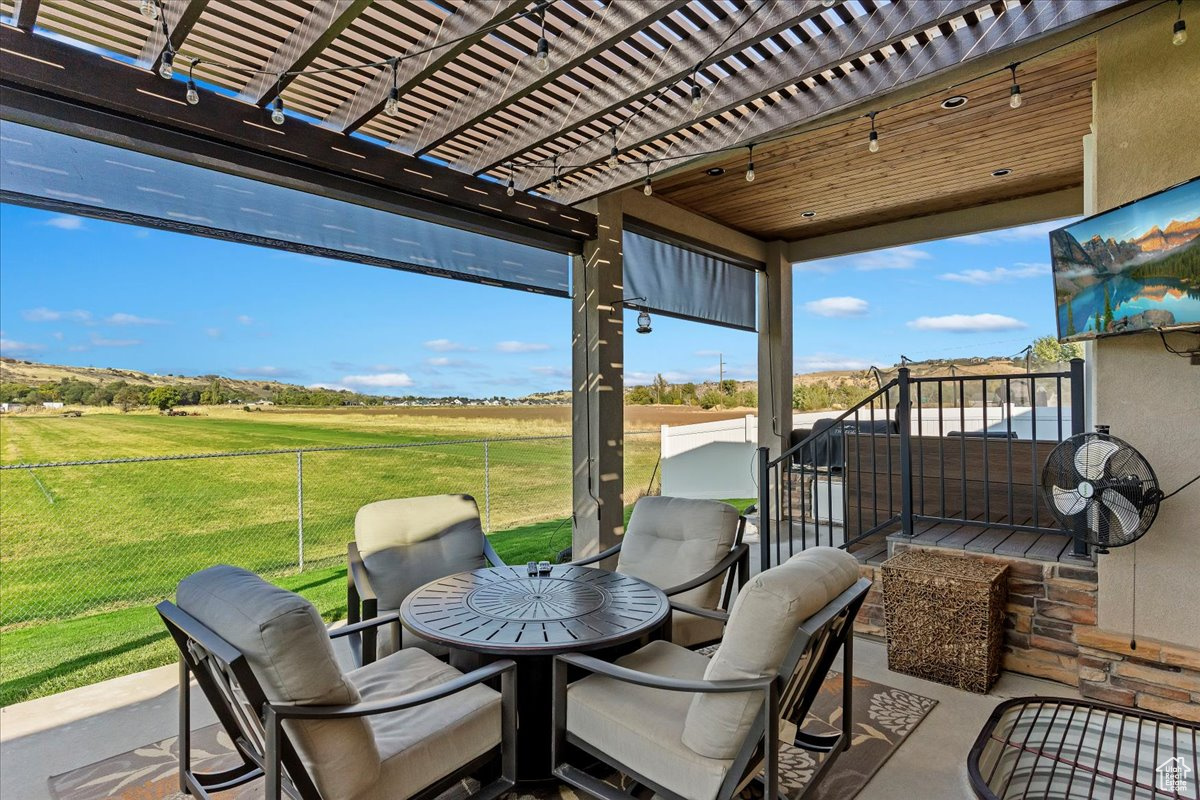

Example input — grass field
[0,404,748,705]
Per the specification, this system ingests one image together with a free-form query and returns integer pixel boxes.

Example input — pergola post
[757,241,793,459]
[571,194,625,562]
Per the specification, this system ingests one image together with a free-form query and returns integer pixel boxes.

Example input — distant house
[42,402,64,409]
[1,402,26,413]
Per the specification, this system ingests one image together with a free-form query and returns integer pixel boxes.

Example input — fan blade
[1074,438,1120,481]
[1101,489,1142,537]
[1052,486,1087,516]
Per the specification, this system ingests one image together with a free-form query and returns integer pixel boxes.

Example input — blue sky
[0,204,1073,396]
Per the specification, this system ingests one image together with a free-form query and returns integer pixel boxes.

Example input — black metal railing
[757,359,1086,569]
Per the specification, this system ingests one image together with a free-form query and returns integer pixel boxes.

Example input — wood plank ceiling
[1,0,1125,242]
[653,47,1097,241]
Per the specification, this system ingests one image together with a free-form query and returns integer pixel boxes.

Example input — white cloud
[803,296,870,317]
[939,262,1049,285]
[89,334,142,347]
[308,382,352,392]
[234,366,301,378]
[22,307,91,323]
[797,246,932,273]
[794,354,872,373]
[105,312,164,326]
[424,338,475,352]
[42,215,85,231]
[694,350,723,358]
[907,313,1027,333]
[0,337,46,355]
[530,366,571,379]
[496,341,550,353]
[342,372,415,388]
[427,357,453,367]
[205,328,223,338]
[236,315,254,325]
[957,219,1078,245]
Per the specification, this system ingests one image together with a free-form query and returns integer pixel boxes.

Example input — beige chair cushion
[356,495,487,657]
[617,497,739,621]
[682,547,860,760]
[349,648,501,800]
[567,640,733,800]
[176,566,378,800]
[672,608,728,649]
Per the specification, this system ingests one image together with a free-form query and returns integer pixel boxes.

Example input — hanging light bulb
[551,156,561,191]
[186,78,199,105]
[384,58,401,117]
[690,73,703,114]
[139,0,160,21]
[534,36,550,72]
[636,310,652,334]
[608,131,619,168]
[506,167,516,197]
[158,50,174,80]
[1173,0,1187,45]
[745,144,755,182]
[1008,63,1023,109]
[271,96,285,126]
[867,112,880,153]
[643,162,653,196]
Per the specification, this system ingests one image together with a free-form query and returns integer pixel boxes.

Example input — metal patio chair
[570,496,751,648]
[551,547,871,800]
[158,565,516,800]
[347,494,506,664]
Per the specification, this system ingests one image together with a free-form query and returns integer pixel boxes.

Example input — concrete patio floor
[0,634,1079,800]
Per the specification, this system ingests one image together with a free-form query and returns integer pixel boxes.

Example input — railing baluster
[938,380,946,520]
[1029,373,1039,530]
[1005,377,1014,526]
[870,402,878,530]
[916,381,925,518]
[898,368,913,537]
[982,378,990,523]
[959,380,967,520]
[758,446,771,571]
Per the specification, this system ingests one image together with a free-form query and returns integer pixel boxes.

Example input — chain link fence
[0,431,661,628]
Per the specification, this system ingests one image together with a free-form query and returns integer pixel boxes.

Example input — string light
[186,62,199,105]
[689,71,703,114]
[384,57,401,117]
[271,78,286,125]
[1173,0,1187,46]
[506,164,516,197]
[139,0,159,21]
[608,130,619,168]
[1008,63,1023,108]
[867,111,879,153]
[643,162,653,196]
[158,49,174,80]
[533,3,551,73]
[552,156,561,190]
[745,144,755,182]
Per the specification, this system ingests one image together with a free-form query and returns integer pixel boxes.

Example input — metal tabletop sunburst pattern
[401,565,669,653]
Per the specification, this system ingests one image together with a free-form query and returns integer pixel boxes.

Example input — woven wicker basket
[881,550,1008,694]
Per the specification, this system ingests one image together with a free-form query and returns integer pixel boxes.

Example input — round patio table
[400,564,670,783]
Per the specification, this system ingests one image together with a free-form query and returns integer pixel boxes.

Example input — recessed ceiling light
[706,167,725,176]
[991,168,1013,177]
[941,95,969,110]
[801,211,817,218]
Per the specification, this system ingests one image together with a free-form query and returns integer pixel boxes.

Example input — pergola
[0,0,1183,564]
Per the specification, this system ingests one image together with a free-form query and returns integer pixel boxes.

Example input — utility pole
[719,353,725,385]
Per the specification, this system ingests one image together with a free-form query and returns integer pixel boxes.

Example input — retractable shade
[0,120,570,296]
[622,228,757,332]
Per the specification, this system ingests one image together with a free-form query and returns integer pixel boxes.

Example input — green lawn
[0,500,752,706]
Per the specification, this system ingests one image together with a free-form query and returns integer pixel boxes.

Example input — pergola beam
[467,0,829,177]
[11,0,40,30]
[556,0,1123,203]
[545,0,988,196]
[404,0,691,158]
[239,0,373,107]
[323,0,529,134]
[139,0,210,74]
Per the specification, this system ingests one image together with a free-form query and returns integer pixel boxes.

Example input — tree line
[0,377,385,410]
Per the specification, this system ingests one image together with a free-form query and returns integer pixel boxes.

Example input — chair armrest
[555,652,770,694]
[482,534,507,567]
[328,612,402,640]
[347,543,378,605]
[668,600,729,623]
[660,543,749,597]
[742,504,757,516]
[267,659,517,720]
[567,542,622,567]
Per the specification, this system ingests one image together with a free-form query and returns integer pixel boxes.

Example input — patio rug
[48,671,935,800]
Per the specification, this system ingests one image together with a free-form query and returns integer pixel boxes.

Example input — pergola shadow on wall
[0,0,1172,560]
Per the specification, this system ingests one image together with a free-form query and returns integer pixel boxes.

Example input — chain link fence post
[483,440,491,534]
[297,450,305,571]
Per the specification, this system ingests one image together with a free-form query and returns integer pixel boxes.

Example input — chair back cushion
[681,547,860,759]
[616,497,739,610]
[177,565,379,800]
[355,495,487,611]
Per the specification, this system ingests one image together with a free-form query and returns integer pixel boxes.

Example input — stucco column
[757,240,793,459]
[571,194,624,561]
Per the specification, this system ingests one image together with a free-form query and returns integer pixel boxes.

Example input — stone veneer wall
[854,543,1200,722]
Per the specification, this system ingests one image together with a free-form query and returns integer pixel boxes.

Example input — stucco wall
[1092,2,1200,649]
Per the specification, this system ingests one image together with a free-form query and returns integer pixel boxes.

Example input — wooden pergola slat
[238,0,373,107]
[557,0,1124,204]
[11,0,40,31]
[322,0,530,135]
[139,0,210,73]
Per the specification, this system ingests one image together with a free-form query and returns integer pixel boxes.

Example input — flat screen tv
[1050,176,1200,342]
